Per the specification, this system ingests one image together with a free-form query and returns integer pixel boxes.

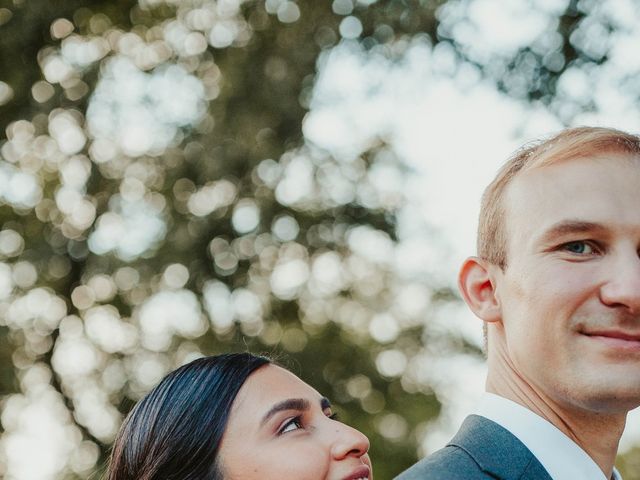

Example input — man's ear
[458,256,502,323]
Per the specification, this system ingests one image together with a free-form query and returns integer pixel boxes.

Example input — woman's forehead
[230,365,323,415]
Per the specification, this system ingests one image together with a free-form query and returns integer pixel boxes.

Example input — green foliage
[0,1,445,478]
[619,446,640,480]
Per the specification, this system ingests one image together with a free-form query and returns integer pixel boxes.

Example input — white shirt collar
[475,393,622,480]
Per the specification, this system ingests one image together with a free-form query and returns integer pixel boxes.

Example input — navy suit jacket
[395,415,553,480]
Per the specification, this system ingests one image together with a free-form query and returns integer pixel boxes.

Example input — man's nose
[329,421,370,460]
[600,248,640,314]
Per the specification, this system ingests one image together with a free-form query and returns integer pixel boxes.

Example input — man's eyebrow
[260,397,331,426]
[539,220,607,242]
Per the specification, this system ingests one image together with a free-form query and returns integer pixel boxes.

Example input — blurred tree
[0,1,448,479]
[0,0,639,479]
[619,445,640,480]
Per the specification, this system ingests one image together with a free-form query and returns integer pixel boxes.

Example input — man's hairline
[486,150,640,271]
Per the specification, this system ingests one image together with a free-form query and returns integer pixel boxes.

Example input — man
[397,127,640,480]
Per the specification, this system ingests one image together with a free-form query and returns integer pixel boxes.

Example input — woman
[107,353,372,480]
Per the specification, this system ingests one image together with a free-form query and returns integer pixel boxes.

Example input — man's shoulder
[394,414,553,480]
[394,444,491,480]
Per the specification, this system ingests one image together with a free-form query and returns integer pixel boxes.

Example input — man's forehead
[505,153,640,198]
[502,155,640,239]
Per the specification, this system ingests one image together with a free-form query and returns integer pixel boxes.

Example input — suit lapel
[448,415,553,480]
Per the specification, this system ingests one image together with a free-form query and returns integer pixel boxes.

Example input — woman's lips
[342,465,371,480]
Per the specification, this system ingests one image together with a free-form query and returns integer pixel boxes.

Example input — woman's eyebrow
[320,397,331,410]
[261,398,310,426]
[260,397,332,426]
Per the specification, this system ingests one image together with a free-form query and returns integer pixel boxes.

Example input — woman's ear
[458,256,502,323]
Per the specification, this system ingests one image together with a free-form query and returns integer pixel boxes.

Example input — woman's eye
[562,241,594,254]
[280,417,303,434]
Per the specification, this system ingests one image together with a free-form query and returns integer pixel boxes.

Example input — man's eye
[562,241,594,254]
[280,417,303,434]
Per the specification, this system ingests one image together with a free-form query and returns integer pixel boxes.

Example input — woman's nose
[329,421,370,460]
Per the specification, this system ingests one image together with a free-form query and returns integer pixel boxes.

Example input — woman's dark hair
[107,353,271,480]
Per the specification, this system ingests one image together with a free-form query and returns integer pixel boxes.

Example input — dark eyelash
[278,412,338,436]
[278,416,303,435]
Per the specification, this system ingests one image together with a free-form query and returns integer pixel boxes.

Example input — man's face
[493,154,640,413]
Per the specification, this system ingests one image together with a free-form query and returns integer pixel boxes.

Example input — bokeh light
[1,1,640,479]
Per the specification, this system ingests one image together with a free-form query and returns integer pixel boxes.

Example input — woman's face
[219,364,372,480]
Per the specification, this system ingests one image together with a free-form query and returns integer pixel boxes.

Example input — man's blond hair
[478,126,640,269]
